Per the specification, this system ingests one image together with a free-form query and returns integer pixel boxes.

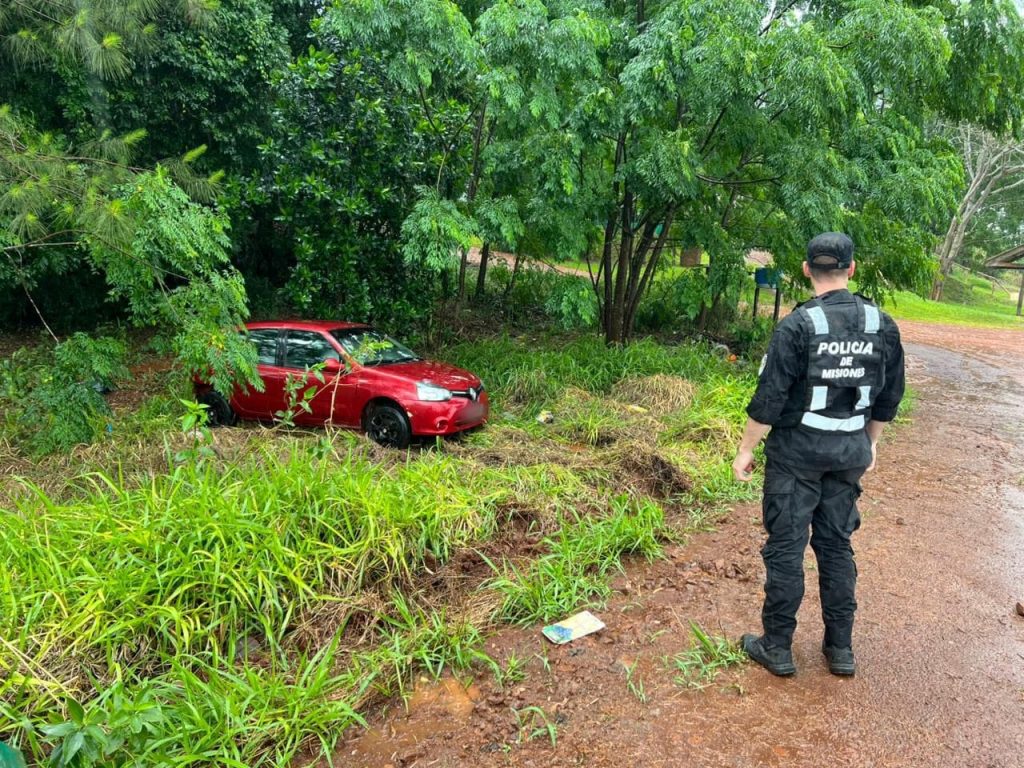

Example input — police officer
[732,233,905,677]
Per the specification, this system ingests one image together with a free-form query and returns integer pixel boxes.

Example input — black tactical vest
[795,295,885,434]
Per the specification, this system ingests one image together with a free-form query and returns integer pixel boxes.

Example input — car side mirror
[323,357,345,374]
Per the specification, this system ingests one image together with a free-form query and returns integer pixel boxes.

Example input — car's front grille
[452,385,483,402]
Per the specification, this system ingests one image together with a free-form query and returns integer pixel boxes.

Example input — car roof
[246,320,371,333]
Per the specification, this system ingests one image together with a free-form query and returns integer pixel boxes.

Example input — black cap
[806,232,854,270]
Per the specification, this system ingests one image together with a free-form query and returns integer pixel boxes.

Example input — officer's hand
[867,441,877,472]
[732,449,755,482]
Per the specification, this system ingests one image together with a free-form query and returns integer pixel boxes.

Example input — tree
[1,1,257,400]
[247,43,435,326]
[930,123,1024,299]
[480,0,964,342]
[322,0,1024,344]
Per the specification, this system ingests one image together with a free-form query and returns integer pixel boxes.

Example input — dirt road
[339,321,1024,768]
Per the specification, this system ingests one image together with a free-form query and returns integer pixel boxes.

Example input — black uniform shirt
[746,289,906,470]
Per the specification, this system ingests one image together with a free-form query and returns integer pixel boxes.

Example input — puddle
[342,677,480,764]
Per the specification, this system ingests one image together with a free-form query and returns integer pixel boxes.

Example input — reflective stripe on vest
[856,385,872,409]
[805,306,829,335]
[863,304,880,334]
[810,385,828,411]
[800,412,866,432]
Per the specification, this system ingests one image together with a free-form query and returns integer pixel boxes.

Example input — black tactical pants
[760,458,865,650]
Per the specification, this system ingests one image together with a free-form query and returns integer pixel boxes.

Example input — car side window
[248,329,280,366]
[284,331,341,370]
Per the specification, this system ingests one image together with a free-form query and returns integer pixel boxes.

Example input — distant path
[337,320,1024,768]
[466,246,592,279]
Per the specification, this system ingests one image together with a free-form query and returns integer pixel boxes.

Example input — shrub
[0,334,128,454]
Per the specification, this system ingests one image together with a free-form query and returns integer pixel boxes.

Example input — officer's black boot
[741,634,796,676]
[821,642,855,676]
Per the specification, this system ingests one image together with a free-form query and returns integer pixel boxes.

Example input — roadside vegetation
[882,268,1024,329]
[0,323,759,765]
[3,0,1023,765]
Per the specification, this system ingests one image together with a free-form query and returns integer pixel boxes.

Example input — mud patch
[343,677,482,767]
[615,448,692,499]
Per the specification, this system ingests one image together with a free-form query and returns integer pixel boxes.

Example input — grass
[0,330,761,766]
[671,622,748,690]
[622,660,648,704]
[512,705,558,747]
[880,269,1024,329]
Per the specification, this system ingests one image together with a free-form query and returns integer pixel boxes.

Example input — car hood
[364,360,481,390]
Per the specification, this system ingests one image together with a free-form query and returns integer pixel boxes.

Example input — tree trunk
[502,249,524,302]
[607,188,634,345]
[475,241,490,299]
[458,105,488,300]
[457,247,469,299]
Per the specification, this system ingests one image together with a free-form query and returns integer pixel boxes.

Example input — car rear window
[248,329,279,366]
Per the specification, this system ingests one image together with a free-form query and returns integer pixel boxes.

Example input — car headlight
[416,382,452,401]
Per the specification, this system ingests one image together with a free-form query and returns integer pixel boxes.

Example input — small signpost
[753,267,783,323]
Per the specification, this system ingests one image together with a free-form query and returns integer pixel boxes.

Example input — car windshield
[331,328,420,366]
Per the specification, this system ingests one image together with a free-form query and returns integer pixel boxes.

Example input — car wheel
[367,403,411,449]
[198,391,236,427]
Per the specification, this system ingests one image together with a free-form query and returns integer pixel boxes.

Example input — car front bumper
[406,392,490,436]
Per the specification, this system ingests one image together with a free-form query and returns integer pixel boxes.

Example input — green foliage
[402,188,476,272]
[542,277,599,330]
[40,686,165,768]
[488,497,666,623]
[95,170,257,396]
[442,333,724,411]
[175,399,214,465]
[1,1,260,451]
[635,270,709,332]
[512,705,558,747]
[0,332,767,764]
[882,284,1024,329]
[727,316,774,359]
[272,364,325,427]
[0,333,126,454]
[106,0,303,172]
[0,741,26,768]
[317,0,1024,341]
[244,43,432,327]
[671,622,748,690]
[380,593,492,679]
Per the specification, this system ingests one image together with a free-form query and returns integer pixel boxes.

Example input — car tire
[198,391,236,427]
[366,403,411,449]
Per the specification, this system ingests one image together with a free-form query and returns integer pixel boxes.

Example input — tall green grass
[488,496,667,623]
[443,334,725,411]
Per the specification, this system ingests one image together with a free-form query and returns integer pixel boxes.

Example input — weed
[380,593,493,682]
[622,661,648,704]
[0,334,128,454]
[671,622,748,690]
[512,705,557,747]
[647,629,670,644]
[487,497,667,624]
[1,329,771,766]
[494,652,528,689]
[173,399,214,465]
[38,686,165,768]
[533,650,552,677]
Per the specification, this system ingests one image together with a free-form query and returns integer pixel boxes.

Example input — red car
[194,321,488,448]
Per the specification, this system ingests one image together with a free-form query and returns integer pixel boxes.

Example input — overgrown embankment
[0,334,757,766]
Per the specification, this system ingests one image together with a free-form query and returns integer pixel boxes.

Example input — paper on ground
[541,610,605,644]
